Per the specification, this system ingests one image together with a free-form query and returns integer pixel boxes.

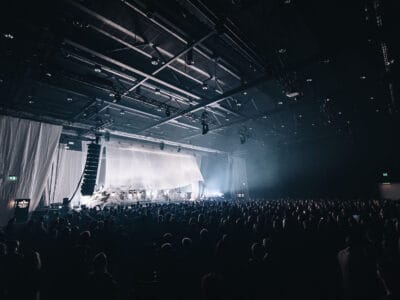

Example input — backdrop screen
[105,146,203,190]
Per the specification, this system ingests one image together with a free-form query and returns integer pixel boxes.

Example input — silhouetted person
[86,252,117,300]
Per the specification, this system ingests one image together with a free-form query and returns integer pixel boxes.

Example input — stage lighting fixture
[113,93,121,103]
[286,91,299,98]
[202,83,208,90]
[240,134,246,144]
[3,33,14,39]
[151,56,160,66]
[165,107,171,117]
[155,88,161,95]
[94,65,102,73]
[187,49,194,65]
[177,146,181,152]
[120,109,125,115]
[104,131,110,142]
[159,142,165,150]
[202,122,209,135]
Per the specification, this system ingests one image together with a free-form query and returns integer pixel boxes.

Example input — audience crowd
[1,198,400,300]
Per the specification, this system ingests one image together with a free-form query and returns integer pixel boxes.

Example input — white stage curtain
[44,144,85,206]
[228,155,248,196]
[105,146,203,191]
[0,116,62,225]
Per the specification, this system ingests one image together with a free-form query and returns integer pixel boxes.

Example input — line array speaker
[81,143,101,196]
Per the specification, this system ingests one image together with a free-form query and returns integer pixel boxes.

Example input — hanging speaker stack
[81,143,101,196]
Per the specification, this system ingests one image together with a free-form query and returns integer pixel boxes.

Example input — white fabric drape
[44,144,85,206]
[105,146,203,191]
[228,155,248,196]
[0,115,62,225]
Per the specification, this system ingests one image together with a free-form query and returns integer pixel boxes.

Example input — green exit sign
[382,172,388,177]
[8,175,18,181]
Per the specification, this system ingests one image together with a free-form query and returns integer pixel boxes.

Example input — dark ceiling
[0,0,399,153]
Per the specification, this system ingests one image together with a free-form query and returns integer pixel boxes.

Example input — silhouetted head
[182,237,192,249]
[163,232,173,244]
[6,240,19,254]
[251,243,264,261]
[201,272,224,300]
[93,252,108,273]
[79,231,91,245]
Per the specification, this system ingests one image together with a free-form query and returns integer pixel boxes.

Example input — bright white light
[105,146,203,190]
[80,196,92,206]
[205,189,223,197]
[286,92,299,98]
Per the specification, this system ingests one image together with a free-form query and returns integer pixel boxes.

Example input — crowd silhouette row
[1,198,400,300]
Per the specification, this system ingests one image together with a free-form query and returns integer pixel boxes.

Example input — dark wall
[245,135,395,198]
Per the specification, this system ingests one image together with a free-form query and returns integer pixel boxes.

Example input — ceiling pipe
[101,130,225,154]
[136,75,267,133]
[65,3,241,115]
[68,0,223,83]
[123,30,215,96]
[120,0,242,80]
[64,39,202,100]
[88,25,205,85]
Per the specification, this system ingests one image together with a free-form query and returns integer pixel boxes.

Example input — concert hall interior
[0,0,399,299]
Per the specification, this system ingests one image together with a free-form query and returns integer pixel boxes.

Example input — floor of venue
[1,198,399,300]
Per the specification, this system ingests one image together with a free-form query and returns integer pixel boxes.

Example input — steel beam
[121,0,242,80]
[136,75,267,133]
[64,39,202,100]
[123,30,215,96]
[69,1,217,83]
[89,25,205,85]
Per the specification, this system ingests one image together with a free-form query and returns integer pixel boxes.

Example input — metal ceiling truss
[62,41,235,125]
[120,0,243,80]
[1,108,222,154]
[137,75,268,133]
[59,0,265,142]
[67,1,241,112]
[122,30,215,96]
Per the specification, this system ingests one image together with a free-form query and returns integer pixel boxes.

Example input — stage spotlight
[165,106,171,117]
[104,131,110,142]
[151,56,160,66]
[240,134,246,144]
[113,93,121,103]
[159,142,165,150]
[202,122,209,135]
[202,83,208,90]
[187,49,194,65]
[94,64,102,73]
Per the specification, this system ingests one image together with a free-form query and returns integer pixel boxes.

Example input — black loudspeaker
[14,199,31,223]
[81,143,101,196]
